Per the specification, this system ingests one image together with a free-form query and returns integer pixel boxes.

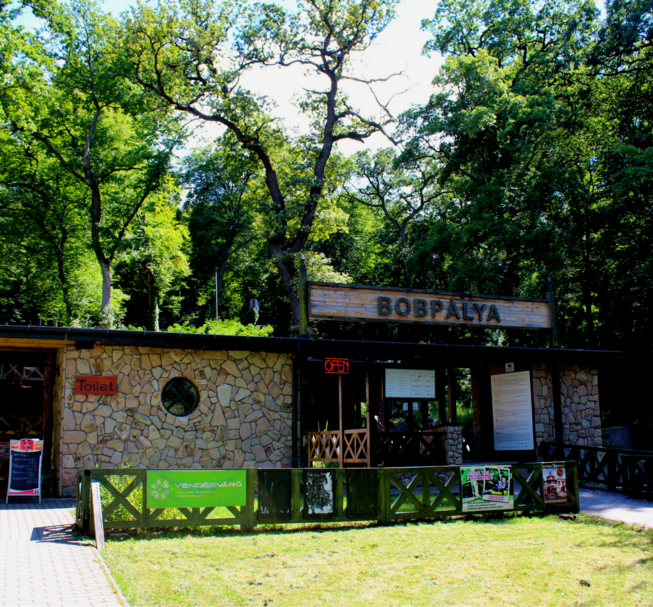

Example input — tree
[345,148,450,287]
[0,134,89,324]
[2,0,181,325]
[121,0,399,328]
[183,138,260,325]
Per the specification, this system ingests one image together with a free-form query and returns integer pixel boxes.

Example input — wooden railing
[308,429,371,467]
[76,462,580,542]
[0,415,43,439]
[374,431,445,467]
[540,442,653,497]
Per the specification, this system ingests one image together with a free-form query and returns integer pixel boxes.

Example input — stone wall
[471,362,601,457]
[530,362,556,445]
[432,424,463,465]
[58,345,294,496]
[561,364,601,447]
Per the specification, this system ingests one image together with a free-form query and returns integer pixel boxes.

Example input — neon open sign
[324,359,349,374]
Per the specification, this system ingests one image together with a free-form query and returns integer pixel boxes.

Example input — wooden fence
[540,442,653,497]
[308,429,371,466]
[76,461,578,545]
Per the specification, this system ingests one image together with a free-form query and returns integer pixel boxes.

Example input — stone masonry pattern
[58,345,294,495]
[472,362,601,458]
[560,364,601,447]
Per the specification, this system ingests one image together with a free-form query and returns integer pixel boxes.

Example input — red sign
[325,359,349,374]
[75,375,117,394]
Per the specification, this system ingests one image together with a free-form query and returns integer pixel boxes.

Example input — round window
[161,377,200,417]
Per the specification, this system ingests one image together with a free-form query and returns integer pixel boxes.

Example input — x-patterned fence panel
[540,442,653,496]
[77,461,579,538]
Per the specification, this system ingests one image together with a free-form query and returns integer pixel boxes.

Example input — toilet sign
[75,375,117,394]
[6,439,43,503]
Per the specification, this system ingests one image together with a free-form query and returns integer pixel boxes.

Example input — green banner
[146,470,247,509]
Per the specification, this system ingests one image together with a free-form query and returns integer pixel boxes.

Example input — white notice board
[491,371,535,451]
[385,369,435,399]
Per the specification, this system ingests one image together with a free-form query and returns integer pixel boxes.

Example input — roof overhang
[0,325,621,365]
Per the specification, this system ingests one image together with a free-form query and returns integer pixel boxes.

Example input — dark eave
[0,325,621,365]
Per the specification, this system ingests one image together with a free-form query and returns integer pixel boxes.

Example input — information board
[491,371,535,451]
[7,438,43,503]
[385,369,435,399]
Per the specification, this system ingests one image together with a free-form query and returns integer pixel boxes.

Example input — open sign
[324,359,349,374]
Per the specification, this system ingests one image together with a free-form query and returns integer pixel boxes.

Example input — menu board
[385,369,435,399]
[7,439,43,502]
[491,371,534,451]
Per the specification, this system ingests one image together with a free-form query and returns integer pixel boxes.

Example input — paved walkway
[0,497,126,607]
[580,486,653,528]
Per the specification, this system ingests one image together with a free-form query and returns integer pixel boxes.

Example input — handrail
[540,442,653,496]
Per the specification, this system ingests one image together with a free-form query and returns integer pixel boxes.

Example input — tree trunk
[55,251,73,326]
[273,252,300,325]
[98,257,112,327]
[145,271,159,331]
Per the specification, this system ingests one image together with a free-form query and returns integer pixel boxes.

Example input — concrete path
[0,497,126,607]
[580,486,653,528]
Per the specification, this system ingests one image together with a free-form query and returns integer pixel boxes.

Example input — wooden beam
[448,367,457,424]
[0,338,72,350]
[338,375,343,468]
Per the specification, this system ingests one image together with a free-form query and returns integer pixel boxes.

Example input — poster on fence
[146,470,247,509]
[542,466,568,504]
[461,466,514,512]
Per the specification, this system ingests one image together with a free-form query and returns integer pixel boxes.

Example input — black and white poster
[491,371,534,451]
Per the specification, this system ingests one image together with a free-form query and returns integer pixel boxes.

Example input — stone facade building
[57,345,294,494]
[0,326,618,497]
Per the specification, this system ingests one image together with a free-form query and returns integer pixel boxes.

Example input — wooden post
[241,469,256,532]
[407,399,415,432]
[546,277,558,347]
[338,374,344,468]
[436,366,447,424]
[447,367,457,424]
[90,479,105,551]
[298,255,309,337]
[365,368,371,467]
[82,469,91,534]
[552,363,564,446]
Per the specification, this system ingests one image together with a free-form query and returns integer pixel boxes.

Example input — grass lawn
[102,514,653,606]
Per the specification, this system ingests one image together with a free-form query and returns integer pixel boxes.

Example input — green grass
[102,514,653,606]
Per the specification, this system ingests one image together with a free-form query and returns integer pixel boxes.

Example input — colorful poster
[461,466,514,512]
[8,439,43,499]
[543,466,568,503]
[146,470,247,509]
[385,369,435,398]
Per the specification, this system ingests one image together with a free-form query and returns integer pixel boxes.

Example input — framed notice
[385,369,435,399]
[491,371,535,451]
[6,439,43,503]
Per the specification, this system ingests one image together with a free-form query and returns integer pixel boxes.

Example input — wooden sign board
[75,376,117,395]
[308,283,551,331]
[7,439,43,503]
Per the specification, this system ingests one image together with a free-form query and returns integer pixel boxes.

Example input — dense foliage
[0,0,651,427]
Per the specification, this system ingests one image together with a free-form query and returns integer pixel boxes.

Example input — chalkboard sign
[6,438,43,504]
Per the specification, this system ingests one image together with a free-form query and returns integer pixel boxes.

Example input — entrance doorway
[0,352,54,491]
